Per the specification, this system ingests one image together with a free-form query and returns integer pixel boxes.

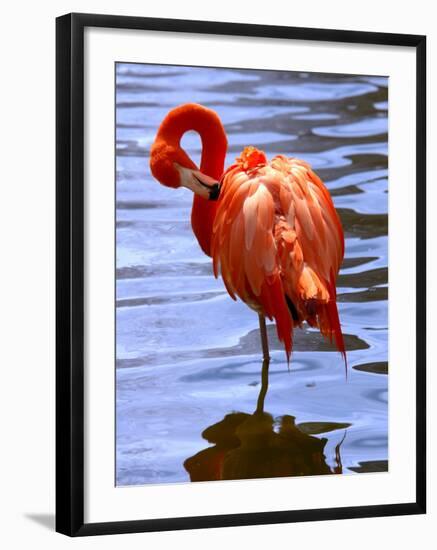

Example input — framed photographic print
[56,12,426,536]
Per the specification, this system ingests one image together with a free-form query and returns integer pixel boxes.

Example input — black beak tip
[208,183,220,201]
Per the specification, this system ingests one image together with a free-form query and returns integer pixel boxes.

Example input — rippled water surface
[115,63,388,486]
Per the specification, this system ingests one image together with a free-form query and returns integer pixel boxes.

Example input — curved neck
[158,103,227,179]
[158,104,228,256]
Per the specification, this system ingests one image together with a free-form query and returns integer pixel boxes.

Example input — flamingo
[150,103,346,411]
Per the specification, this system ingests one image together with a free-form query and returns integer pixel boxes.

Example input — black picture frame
[56,12,426,537]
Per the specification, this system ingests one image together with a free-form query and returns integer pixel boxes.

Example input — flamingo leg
[255,314,270,414]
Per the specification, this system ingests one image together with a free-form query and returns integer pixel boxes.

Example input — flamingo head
[150,141,220,201]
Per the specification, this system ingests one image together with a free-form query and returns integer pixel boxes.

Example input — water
[115,63,388,486]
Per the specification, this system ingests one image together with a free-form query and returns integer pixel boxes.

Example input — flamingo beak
[176,165,221,201]
[192,172,221,201]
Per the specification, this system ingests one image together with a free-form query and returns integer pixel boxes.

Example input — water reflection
[185,371,346,482]
[184,411,345,482]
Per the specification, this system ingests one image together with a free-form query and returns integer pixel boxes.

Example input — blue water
[115,63,388,485]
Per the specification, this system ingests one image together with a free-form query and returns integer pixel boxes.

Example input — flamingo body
[211,147,345,360]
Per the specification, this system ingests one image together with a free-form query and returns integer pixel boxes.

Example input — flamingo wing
[211,147,345,362]
[272,155,346,361]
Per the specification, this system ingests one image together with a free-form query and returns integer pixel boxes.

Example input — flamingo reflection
[184,411,345,482]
